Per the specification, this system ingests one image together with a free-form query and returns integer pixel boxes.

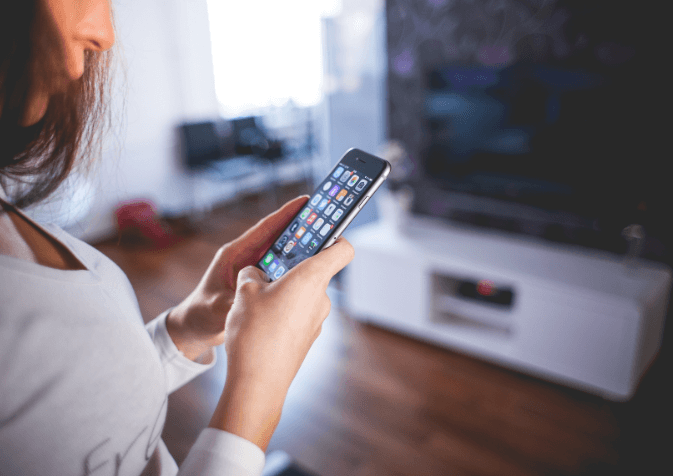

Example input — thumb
[237,265,270,292]
[292,238,355,286]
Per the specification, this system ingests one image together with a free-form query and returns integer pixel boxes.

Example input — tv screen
[387,0,669,261]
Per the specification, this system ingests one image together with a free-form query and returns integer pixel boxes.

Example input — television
[387,0,669,262]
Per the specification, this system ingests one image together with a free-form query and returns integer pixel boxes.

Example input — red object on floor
[114,200,179,248]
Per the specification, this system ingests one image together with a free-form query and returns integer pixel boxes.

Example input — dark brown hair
[0,0,113,208]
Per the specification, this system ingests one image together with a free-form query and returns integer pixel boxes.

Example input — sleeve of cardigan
[145,309,217,393]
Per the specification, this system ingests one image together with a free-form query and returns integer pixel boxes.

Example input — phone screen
[257,149,389,281]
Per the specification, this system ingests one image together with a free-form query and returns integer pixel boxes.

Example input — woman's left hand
[165,195,309,361]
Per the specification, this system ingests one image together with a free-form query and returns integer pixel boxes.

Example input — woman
[0,1,353,475]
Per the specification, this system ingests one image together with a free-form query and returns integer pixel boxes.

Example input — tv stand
[344,217,671,400]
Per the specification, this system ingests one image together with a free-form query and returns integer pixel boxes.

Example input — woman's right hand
[208,238,354,450]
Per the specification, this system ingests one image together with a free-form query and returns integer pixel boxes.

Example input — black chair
[180,121,227,170]
[230,115,316,190]
[231,116,283,160]
[179,120,257,182]
[230,116,290,200]
[179,116,313,207]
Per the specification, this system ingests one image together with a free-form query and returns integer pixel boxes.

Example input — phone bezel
[317,148,390,253]
[258,148,391,279]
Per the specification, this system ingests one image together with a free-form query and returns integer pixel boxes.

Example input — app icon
[289,221,299,233]
[263,253,274,266]
[312,218,325,230]
[273,235,288,252]
[322,181,332,191]
[324,204,336,216]
[274,266,286,279]
[328,185,340,197]
[286,256,301,267]
[300,231,313,246]
[283,240,296,255]
[318,198,330,210]
[339,170,352,183]
[308,239,319,251]
[295,227,306,239]
[347,174,359,187]
[344,194,355,206]
[332,209,344,221]
[332,166,344,178]
[306,212,318,225]
[335,189,348,201]
[355,179,368,191]
[319,223,333,237]
[310,194,322,206]
[268,260,279,272]
[299,207,311,220]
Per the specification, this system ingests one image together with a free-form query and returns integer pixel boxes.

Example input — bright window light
[206,0,342,118]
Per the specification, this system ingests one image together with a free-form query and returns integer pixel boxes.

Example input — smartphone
[257,148,391,281]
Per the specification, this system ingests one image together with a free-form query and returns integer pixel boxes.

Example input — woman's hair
[0,0,113,208]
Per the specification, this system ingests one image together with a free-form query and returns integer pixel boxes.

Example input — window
[206,0,341,117]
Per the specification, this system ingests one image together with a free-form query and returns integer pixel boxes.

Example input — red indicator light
[476,280,496,297]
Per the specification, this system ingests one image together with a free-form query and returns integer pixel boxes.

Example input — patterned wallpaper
[386,0,571,177]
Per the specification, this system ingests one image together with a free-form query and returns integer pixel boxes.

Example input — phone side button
[358,195,370,209]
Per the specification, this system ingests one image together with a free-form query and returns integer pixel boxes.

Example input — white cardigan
[0,207,264,476]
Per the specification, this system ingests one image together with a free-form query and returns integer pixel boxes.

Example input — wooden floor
[96,183,672,476]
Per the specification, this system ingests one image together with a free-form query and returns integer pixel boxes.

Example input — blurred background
[28,0,672,475]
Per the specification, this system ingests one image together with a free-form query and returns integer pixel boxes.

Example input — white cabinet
[344,218,671,400]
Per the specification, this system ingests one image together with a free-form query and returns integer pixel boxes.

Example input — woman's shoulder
[0,216,142,327]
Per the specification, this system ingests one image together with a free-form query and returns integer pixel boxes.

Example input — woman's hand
[165,195,310,361]
[209,236,354,450]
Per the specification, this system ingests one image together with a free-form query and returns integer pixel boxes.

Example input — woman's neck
[0,187,86,270]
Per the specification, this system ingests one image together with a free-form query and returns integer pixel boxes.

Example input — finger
[236,265,269,291]
[231,195,309,262]
[291,237,355,285]
[320,294,332,321]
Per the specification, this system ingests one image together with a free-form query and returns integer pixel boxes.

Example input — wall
[29,0,220,241]
[28,0,386,241]
[321,0,388,230]
[386,0,569,173]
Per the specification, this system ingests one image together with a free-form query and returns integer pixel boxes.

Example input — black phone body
[257,148,391,281]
